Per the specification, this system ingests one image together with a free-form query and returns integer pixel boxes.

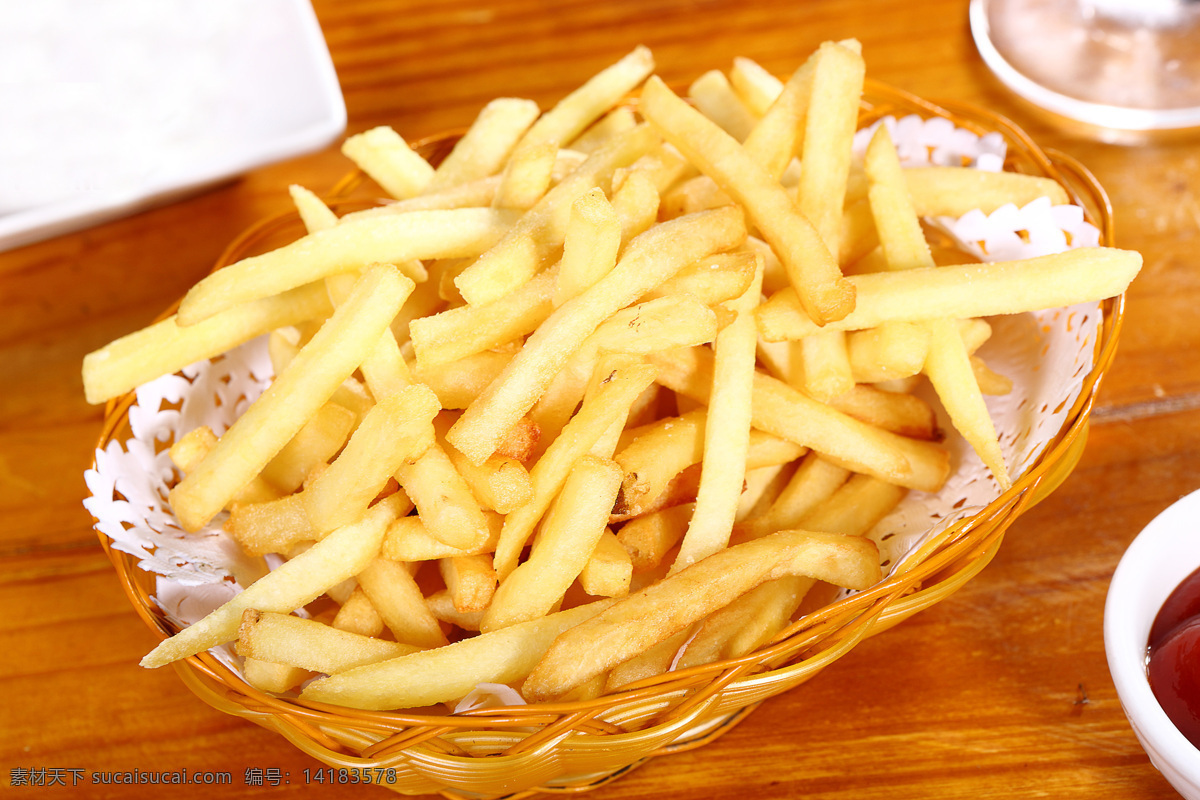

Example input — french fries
[88,43,1141,714]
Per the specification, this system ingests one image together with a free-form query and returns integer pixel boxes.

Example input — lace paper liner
[84,114,1104,699]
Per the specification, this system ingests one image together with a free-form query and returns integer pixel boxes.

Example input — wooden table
[3,0,1196,796]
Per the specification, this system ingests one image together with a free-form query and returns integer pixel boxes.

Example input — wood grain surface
[2,0,1196,797]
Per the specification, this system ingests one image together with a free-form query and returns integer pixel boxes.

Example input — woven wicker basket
[91,80,1123,799]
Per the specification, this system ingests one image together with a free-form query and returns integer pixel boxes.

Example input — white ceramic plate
[0,0,346,253]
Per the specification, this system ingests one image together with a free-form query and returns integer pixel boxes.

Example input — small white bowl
[1105,487,1200,799]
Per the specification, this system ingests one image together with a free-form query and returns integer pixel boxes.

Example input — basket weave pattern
[93,81,1122,799]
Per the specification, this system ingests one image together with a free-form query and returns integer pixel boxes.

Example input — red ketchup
[1148,565,1200,748]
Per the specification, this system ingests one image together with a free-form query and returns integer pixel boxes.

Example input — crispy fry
[342,126,435,199]
[756,248,1142,341]
[302,385,439,533]
[382,511,503,562]
[580,528,633,597]
[356,557,449,649]
[523,529,881,700]
[236,610,420,674]
[176,210,507,326]
[141,494,405,668]
[639,76,854,325]
[453,124,659,307]
[301,599,616,710]
[650,346,950,492]
[423,98,541,193]
[440,553,498,614]
[491,358,658,579]
[672,253,764,572]
[259,402,356,494]
[515,46,654,151]
[83,282,333,405]
[169,266,414,532]
[448,205,746,466]
[688,69,756,142]
[482,455,622,631]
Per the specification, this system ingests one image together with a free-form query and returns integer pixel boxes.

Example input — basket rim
[87,79,1127,764]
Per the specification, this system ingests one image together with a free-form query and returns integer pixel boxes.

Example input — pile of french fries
[84,42,1141,711]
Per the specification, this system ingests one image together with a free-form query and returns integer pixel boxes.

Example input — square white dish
[0,0,346,253]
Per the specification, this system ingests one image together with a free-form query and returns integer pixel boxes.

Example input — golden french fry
[638,75,854,325]
[672,254,764,572]
[798,330,855,403]
[865,127,934,272]
[448,205,746,466]
[605,629,692,692]
[453,124,660,307]
[925,318,1011,488]
[644,251,758,307]
[972,355,1013,395]
[302,385,439,533]
[846,321,932,384]
[347,177,500,219]
[515,46,654,151]
[332,587,385,638]
[609,170,661,244]
[735,452,850,540]
[227,493,318,557]
[554,187,622,307]
[259,402,355,494]
[482,455,622,631]
[140,493,404,668]
[236,610,420,674]
[437,418,535,514]
[798,472,907,538]
[82,282,333,405]
[729,56,784,117]
[412,350,513,409]
[492,142,558,211]
[615,409,805,519]
[530,295,719,449]
[494,415,542,463]
[794,40,864,261]
[423,98,542,194]
[169,266,414,532]
[616,503,692,571]
[425,589,486,632]
[382,511,503,562]
[867,125,1009,488]
[288,184,339,232]
[905,166,1070,216]
[650,346,950,492]
[342,126,435,199]
[659,175,731,219]
[827,384,939,441]
[440,554,498,614]
[523,529,881,700]
[410,267,557,368]
[580,528,633,597]
[756,248,1143,341]
[356,558,449,649]
[301,599,616,710]
[491,358,658,579]
[688,69,756,142]
[242,658,311,693]
[741,56,812,181]
[567,106,639,154]
[395,440,494,552]
[675,576,813,669]
[176,209,509,326]
[171,427,281,507]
